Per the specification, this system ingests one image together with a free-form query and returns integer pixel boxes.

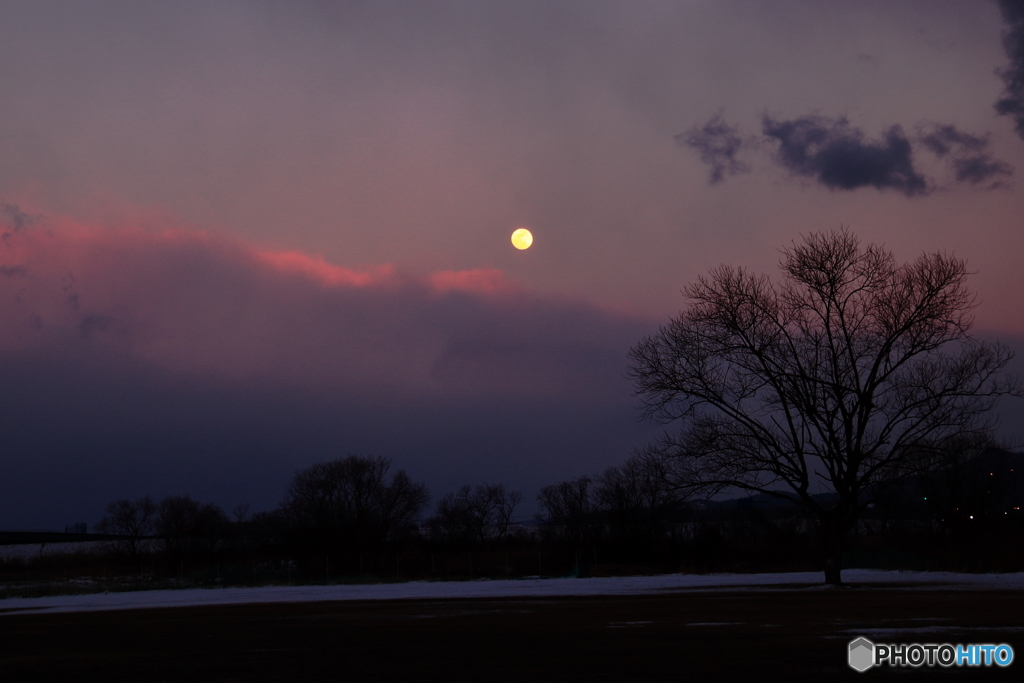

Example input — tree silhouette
[596,453,685,549]
[283,454,429,553]
[428,483,523,546]
[537,476,600,546]
[629,230,1019,584]
[96,496,156,561]
[155,495,229,560]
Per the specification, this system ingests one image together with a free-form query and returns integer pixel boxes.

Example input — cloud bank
[0,216,659,528]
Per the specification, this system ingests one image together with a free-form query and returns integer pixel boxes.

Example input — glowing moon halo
[511,228,533,250]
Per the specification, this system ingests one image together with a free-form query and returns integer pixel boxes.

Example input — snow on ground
[0,541,109,559]
[3,569,1024,616]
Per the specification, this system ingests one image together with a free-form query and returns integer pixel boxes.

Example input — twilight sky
[1,0,1023,529]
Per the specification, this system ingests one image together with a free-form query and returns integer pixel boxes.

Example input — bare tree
[596,453,684,546]
[232,503,251,525]
[283,454,429,552]
[155,495,230,559]
[428,483,523,545]
[629,230,1019,584]
[96,496,156,560]
[491,486,524,540]
[537,476,601,546]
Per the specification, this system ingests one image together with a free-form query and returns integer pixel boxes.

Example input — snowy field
[0,541,109,559]
[3,569,1024,616]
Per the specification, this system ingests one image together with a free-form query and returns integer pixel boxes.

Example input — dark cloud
[918,123,1013,187]
[951,155,1013,185]
[0,349,659,531]
[676,113,749,184]
[682,114,1012,194]
[1,203,34,232]
[996,0,1024,140]
[761,115,928,196]
[2,203,37,244]
[918,124,988,157]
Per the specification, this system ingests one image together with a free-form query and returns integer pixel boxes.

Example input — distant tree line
[1,441,1017,591]
[95,494,233,565]
[0,443,1019,594]
[538,443,1024,576]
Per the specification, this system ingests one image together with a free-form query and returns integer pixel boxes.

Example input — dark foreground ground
[1,585,1021,681]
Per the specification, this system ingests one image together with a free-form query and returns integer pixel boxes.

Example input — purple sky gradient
[0,0,1022,527]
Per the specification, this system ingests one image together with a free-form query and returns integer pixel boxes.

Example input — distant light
[970,515,974,519]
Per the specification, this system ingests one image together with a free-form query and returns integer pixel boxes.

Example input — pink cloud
[252,249,515,296]
[253,250,398,288]
[0,221,649,402]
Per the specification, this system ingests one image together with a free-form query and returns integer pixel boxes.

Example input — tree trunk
[821,520,849,586]
[823,551,843,586]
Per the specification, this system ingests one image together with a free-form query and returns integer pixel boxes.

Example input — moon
[510,228,533,250]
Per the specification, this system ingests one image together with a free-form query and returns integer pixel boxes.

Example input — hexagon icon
[848,637,875,672]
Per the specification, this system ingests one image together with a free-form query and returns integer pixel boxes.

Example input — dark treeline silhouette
[4,447,1024,593]
[540,445,1024,577]
[427,483,522,547]
[94,496,156,561]
[276,455,428,555]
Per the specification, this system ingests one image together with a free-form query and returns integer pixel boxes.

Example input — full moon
[510,228,533,250]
